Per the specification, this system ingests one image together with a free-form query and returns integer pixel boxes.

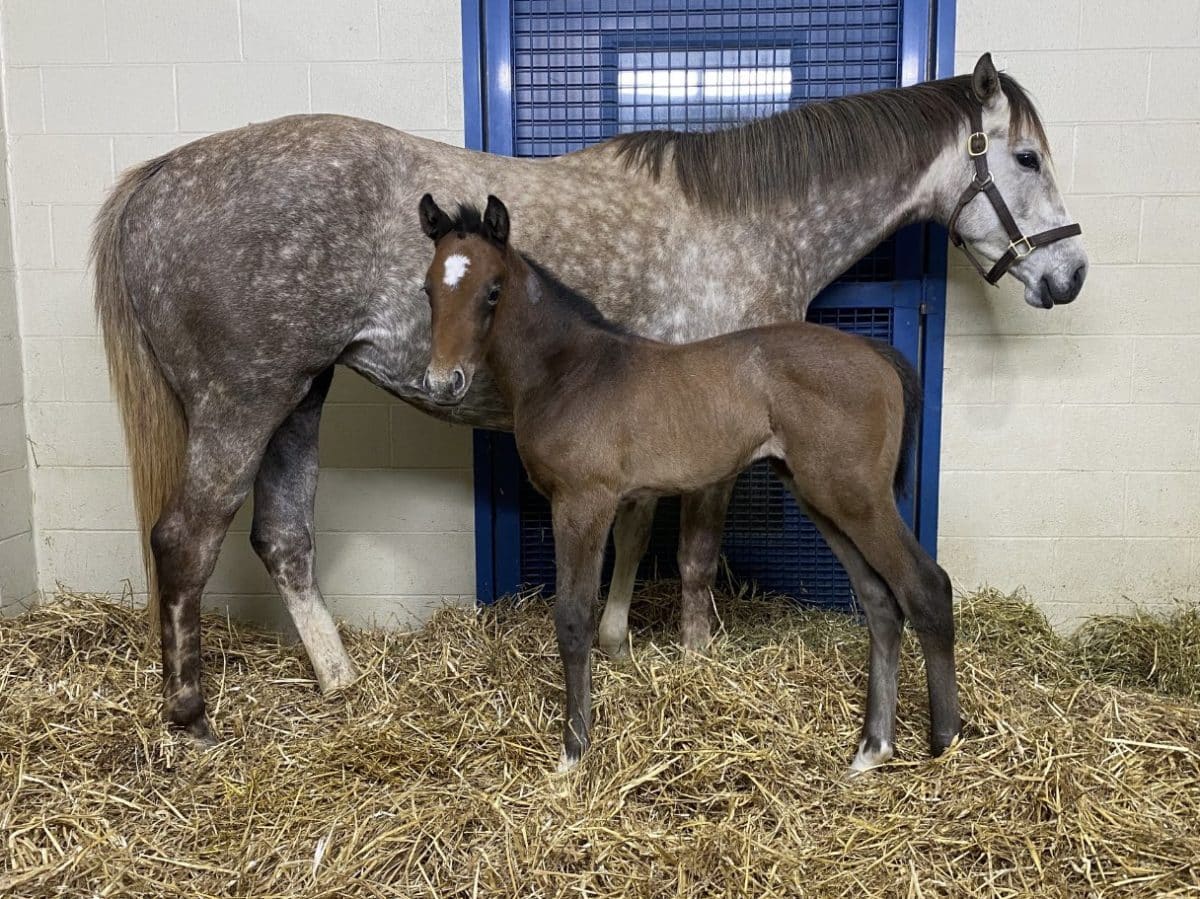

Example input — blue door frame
[462,0,955,604]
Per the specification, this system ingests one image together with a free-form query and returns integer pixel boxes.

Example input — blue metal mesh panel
[508,0,905,607]
[510,0,903,280]
[517,305,894,610]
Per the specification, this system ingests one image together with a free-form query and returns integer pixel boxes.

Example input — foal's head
[418,194,512,405]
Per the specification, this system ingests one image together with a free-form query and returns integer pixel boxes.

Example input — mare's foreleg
[251,367,358,693]
[677,480,734,652]
[597,497,655,659]
[552,491,617,771]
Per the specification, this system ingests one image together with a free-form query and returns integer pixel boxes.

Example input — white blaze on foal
[443,254,470,288]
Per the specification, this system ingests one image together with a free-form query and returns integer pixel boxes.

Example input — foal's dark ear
[971,52,1001,107]
[419,193,452,241]
[483,195,510,245]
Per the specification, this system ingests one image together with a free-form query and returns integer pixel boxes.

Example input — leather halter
[946,98,1082,285]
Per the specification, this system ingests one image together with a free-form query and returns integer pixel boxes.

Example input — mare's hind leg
[773,464,904,774]
[677,480,734,652]
[153,396,300,741]
[552,490,617,771]
[597,497,655,659]
[251,367,358,693]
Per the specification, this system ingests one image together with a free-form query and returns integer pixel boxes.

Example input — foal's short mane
[442,202,488,238]
[521,256,631,337]
[611,73,1047,214]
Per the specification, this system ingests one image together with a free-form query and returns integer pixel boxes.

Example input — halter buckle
[1008,236,1034,260]
[967,131,989,156]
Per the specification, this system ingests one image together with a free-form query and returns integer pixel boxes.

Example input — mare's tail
[91,155,187,643]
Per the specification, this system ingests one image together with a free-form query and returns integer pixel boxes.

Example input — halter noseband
[946,98,1082,285]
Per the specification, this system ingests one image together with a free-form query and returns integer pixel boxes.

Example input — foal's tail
[92,156,186,642]
[868,341,922,497]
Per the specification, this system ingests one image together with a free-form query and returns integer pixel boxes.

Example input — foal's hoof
[178,716,219,749]
[556,748,581,775]
[846,738,894,779]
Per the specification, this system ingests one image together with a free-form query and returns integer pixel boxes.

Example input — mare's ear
[971,52,1001,109]
[483,195,510,245]
[419,193,452,241]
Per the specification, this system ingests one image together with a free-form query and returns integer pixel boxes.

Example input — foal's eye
[486,284,501,306]
[1015,151,1041,172]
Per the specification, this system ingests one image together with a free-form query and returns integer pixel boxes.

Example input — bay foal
[419,195,960,775]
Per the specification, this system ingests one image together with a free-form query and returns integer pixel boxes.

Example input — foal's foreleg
[774,462,904,773]
[552,492,616,771]
[597,497,655,659]
[251,367,358,693]
[677,480,734,652]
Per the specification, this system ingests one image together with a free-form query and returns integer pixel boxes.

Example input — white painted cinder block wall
[942,0,1200,627]
[0,0,474,628]
[0,48,37,613]
[0,1,1195,628]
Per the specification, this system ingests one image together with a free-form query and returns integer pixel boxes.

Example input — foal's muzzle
[423,365,469,405]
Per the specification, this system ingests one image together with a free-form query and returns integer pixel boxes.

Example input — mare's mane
[609,72,1048,214]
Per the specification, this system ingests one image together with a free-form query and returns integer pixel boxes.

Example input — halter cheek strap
[946,98,1082,286]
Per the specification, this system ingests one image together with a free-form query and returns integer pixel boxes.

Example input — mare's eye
[486,284,501,306]
[1015,151,1041,172]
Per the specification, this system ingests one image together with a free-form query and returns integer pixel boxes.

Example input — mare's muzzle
[423,365,470,405]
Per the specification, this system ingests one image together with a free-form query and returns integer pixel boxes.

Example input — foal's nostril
[452,367,466,395]
[422,368,432,393]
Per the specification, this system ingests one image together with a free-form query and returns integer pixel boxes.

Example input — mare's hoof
[600,640,631,663]
[314,658,361,695]
[679,638,711,657]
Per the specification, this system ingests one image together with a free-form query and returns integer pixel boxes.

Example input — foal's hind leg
[597,497,655,659]
[153,399,298,740]
[251,367,358,693]
[829,503,961,756]
[677,480,734,652]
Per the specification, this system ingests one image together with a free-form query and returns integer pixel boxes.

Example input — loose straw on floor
[1,587,1197,898]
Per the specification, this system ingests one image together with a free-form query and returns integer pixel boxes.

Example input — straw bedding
[2,587,1198,898]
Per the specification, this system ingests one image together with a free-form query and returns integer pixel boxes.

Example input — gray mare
[94,53,1086,742]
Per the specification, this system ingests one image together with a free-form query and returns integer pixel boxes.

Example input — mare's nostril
[422,368,432,393]
[1071,263,1087,292]
[452,367,466,395]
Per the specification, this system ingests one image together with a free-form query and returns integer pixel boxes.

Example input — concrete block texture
[944,4,1200,618]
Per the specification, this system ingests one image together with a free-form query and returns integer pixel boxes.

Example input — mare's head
[418,193,512,405]
[948,54,1087,308]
